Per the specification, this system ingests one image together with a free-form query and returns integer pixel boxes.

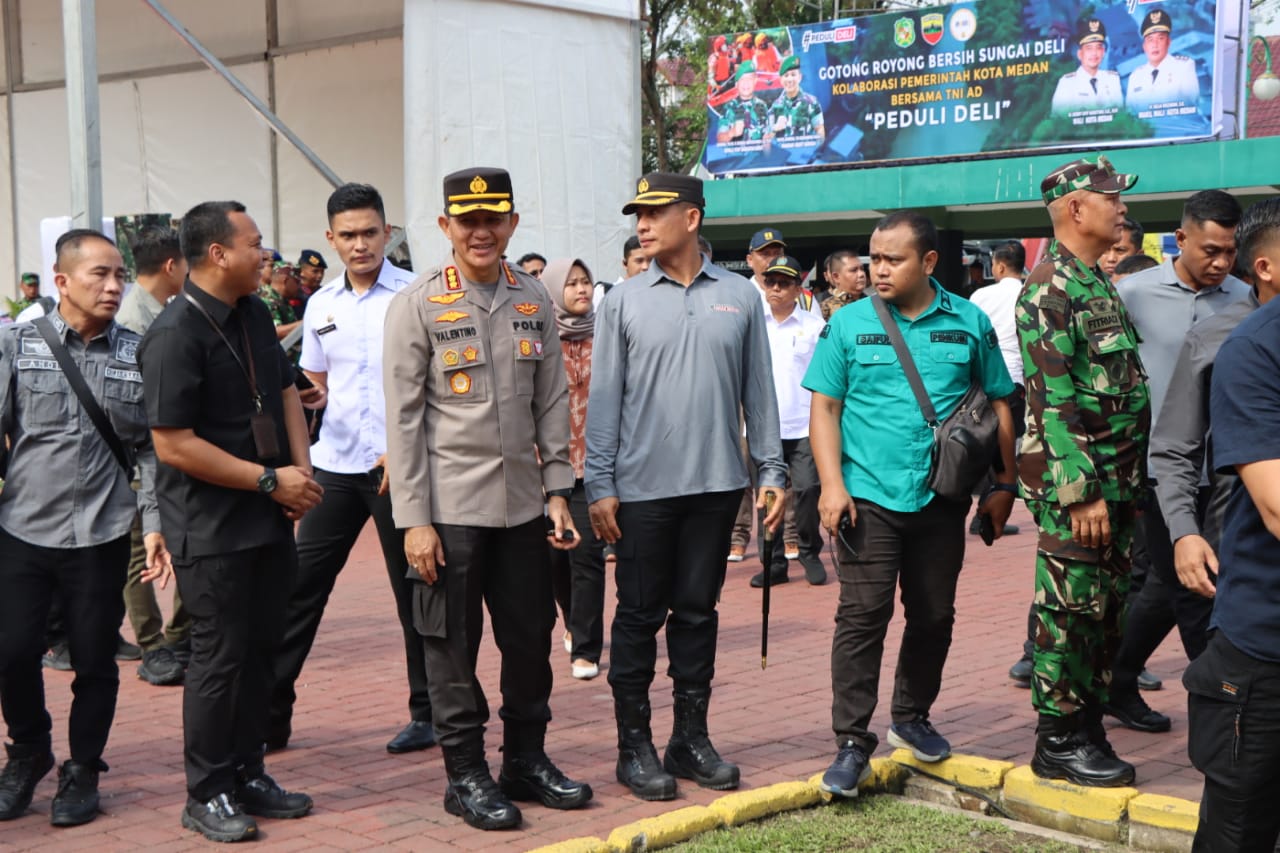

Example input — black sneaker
[168,638,192,668]
[888,718,951,763]
[42,644,72,671]
[820,740,871,798]
[235,771,312,819]
[1103,692,1172,733]
[1008,656,1033,688]
[137,646,185,686]
[115,635,142,662]
[50,760,102,827]
[798,554,827,586]
[182,793,257,842]
[0,743,55,820]
[749,567,789,588]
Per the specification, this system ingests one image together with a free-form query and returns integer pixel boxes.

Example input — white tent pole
[63,0,102,229]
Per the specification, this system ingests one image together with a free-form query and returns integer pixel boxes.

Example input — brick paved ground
[3,503,1201,851]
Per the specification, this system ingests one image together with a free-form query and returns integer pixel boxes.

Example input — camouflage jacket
[767,91,824,137]
[718,96,770,141]
[1016,239,1150,506]
[257,284,296,327]
[820,289,861,320]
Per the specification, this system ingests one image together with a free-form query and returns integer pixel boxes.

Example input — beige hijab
[544,257,595,341]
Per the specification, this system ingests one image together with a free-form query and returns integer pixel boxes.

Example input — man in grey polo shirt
[586,172,786,802]
[1107,190,1249,732]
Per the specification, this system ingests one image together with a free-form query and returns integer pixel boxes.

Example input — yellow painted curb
[1129,792,1200,834]
[708,781,822,826]
[605,805,724,851]
[890,748,1015,789]
[526,838,610,853]
[1002,766,1139,822]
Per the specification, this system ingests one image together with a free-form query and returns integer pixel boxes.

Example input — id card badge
[250,410,280,460]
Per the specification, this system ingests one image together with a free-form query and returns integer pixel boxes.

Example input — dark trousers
[124,512,190,650]
[1111,488,1213,694]
[831,497,968,753]
[760,438,822,571]
[413,517,554,751]
[1186,631,1280,852]
[269,468,431,732]
[176,539,296,801]
[608,490,741,696]
[550,481,607,663]
[0,529,128,763]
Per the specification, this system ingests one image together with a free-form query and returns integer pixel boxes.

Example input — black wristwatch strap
[990,483,1019,495]
[546,488,573,499]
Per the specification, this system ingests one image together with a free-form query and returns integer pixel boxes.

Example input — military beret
[735,60,757,81]
[749,228,786,252]
[780,55,800,75]
[443,167,514,216]
[1041,155,1138,205]
[1076,18,1107,46]
[764,254,803,279]
[297,249,327,269]
[622,172,705,215]
[1141,9,1172,37]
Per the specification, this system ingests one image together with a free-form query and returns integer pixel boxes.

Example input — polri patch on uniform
[518,339,534,358]
[20,338,51,357]
[114,337,139,365]
[428,292,466,306]
[462,345,479,362]
[435,310,470,324]
[106,367,143,383]
[442,349,461,367]
[985,329,999,349]
[445,266,463,291]
[449,371,472,394]
[316,323,337,336]
[514,302,540,316]
[930,331,968,345]
[1038,294,1068,315]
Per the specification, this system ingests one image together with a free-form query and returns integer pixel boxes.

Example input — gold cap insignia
[470,175,488,194]
[1089,20,1100,31]
[1153,11,1163,21]
[764,231,774,239]
[638,178,650,193]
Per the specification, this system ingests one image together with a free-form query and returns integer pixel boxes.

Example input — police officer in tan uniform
[383,167,591,831]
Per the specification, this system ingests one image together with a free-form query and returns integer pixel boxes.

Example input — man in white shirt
[266,183,435,756]
[745,228,822,320]
[752,254,828,587]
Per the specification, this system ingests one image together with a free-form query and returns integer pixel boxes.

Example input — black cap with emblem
[1140,9,1171,37]
[1076,17,1107,46]
[621,172,705,215]
[443,167,514,216]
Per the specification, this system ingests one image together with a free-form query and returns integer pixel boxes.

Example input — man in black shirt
[139,201,323,843]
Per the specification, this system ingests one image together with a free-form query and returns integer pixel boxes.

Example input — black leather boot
[614,694,677,801]
[50,759,104,826]
[1031,713,1135,787]
[441,742,521,830]
[498,727,592,810]
[0,742,55,821]
[1081,705,1117,759]
[663,687,740,790]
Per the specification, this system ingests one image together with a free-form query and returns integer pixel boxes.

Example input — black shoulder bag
[869,294,998,502]
[33,316,136,478]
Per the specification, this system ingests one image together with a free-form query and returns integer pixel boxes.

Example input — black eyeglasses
[763,280,797,289]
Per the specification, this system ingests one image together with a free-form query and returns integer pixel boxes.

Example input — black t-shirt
[138,279,296,559]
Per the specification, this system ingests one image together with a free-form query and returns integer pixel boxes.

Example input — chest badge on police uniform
[442,349,460,367]
[519,339,534,357]
[514,302,540,316]
[462,345,479,362]
[115,338,139,365]
[429,292,467,306]
[435,310,470,324]
[450,371,472,394]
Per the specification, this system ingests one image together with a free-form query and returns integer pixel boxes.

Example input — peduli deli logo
[921,13,944,46]
[893,17,915,48]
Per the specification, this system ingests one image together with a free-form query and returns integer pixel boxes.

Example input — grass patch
[671,795,1106,852]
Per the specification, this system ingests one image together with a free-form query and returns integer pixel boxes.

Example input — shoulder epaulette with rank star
[444,266,462,291]
[501,261,519,287]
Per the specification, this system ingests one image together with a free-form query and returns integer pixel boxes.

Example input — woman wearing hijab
[546,258,606,680]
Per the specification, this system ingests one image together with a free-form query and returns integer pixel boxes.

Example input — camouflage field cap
[764,254,803,279]
[1040,155,1138,205]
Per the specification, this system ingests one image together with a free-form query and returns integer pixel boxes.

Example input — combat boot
[441,741,521,830]
[1031,713,1134,787]
[614,693,677,801]
[498,726,592,810]
[663,687,740,790]
[0,742,55,820]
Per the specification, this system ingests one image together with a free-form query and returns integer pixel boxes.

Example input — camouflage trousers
[1027,498,1136,717]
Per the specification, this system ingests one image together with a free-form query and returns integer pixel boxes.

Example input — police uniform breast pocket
[512,333,545,396]
[435,342,488,404]
[16,365,72,426]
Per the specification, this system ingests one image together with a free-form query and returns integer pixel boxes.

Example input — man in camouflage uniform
[259,260,301,362]
[715,61,769,144]
[767,56,825,140]
[1017,155,1151,787]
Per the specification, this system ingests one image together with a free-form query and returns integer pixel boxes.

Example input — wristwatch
[990,482,1018,496]
[257,467,278,495]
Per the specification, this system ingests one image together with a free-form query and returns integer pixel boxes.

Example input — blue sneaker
[888,718,951,763]
[820,740,871,798]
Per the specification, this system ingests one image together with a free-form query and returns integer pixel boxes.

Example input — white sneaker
[563,631,572,654]
[571,661,599,680]
[727,546,746,563]
[784,542,800,560]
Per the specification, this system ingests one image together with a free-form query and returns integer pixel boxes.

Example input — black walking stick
[761,491,775,670]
